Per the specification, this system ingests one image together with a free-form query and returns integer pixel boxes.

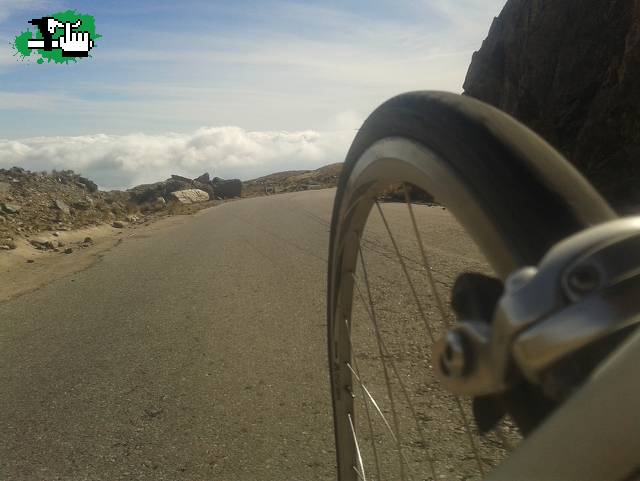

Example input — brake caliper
[436,217,640,432]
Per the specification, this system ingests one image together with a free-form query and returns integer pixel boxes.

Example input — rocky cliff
[0,168,234,252]
[463,0,640,207]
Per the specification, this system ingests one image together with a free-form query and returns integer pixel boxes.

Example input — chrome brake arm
[434,216,640,397]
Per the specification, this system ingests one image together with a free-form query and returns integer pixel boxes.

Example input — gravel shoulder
[0,212,206,303]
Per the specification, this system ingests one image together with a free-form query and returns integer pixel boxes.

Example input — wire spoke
[358,243,408,481]
[402,186,485,477]
[375,201,436,344]
[347,361,397,443]
[348,413,367,481]
[352,276,438,480]
[346,362,418,479]
[353,466,366,481]
[342,194,505,481]
[403,185,451,327]
[346,318,382,481]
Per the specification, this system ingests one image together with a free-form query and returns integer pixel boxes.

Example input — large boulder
[192,180,215,198]
[128,177,195,204]
[463,0,640,207]
[212,178,242,198]
[165,178,194,194]
[170,189,210,204]
[171,174,193,183]
[128,181,167,203]
[194,172,210,184]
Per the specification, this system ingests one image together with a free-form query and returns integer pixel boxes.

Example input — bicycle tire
[327,91,616,480]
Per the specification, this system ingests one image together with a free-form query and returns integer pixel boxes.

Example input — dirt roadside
[0,209,210,303]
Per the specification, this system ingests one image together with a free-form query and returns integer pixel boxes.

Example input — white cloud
[0,126,354,189]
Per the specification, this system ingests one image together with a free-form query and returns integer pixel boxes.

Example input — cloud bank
[0,126,356,190]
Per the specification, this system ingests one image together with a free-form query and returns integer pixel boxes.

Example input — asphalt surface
[0,190,338,481]
[0,189,492,481]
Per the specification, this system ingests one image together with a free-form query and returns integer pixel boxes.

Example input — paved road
[0,188,495,481]
[0,190,338,481]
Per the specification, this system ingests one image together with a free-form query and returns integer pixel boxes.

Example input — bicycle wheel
[327,91,615,481]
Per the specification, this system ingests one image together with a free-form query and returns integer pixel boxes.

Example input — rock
[194,172,210,184]
[57,240,65,247]
[169,189,210,204]
[64,247,73,254]
[192,180,215,197]
[128,179,194,203]
[128,181,167,204]
[171,174,193,183]
[29,238,55,250]
[212,178,242,198]
[26,259,34,263]
[112,221,125,228]
[164,178,194,194]
[110,202,127,216]
[126,215,139,223]
[83,237,93,244]
[0,245,9,251]
[54,199,70,215]
[72,198,93,210]
[77,176,98,193]
[463,0,640,206]
[1,202,21,214]
[1,239,16,250]
[153,197,166,210]
[129,176,201,204]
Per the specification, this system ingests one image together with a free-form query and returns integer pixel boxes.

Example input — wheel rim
[329,138,526,481]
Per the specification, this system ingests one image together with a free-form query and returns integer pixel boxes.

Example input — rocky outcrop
[463,0,640,206]
[128,181,167,204]
[194,172,210,184]
[211,178,242,199]
[0,168,132,240]
[0,167,245,255]
[169,189,210,204]
[128,173,240,202]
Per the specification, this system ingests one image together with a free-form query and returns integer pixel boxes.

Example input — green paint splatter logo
[13,10,100,64]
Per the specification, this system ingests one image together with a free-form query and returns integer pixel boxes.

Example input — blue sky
[0,0,505,186]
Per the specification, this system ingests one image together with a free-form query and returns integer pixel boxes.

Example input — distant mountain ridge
[243,163,343,196]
